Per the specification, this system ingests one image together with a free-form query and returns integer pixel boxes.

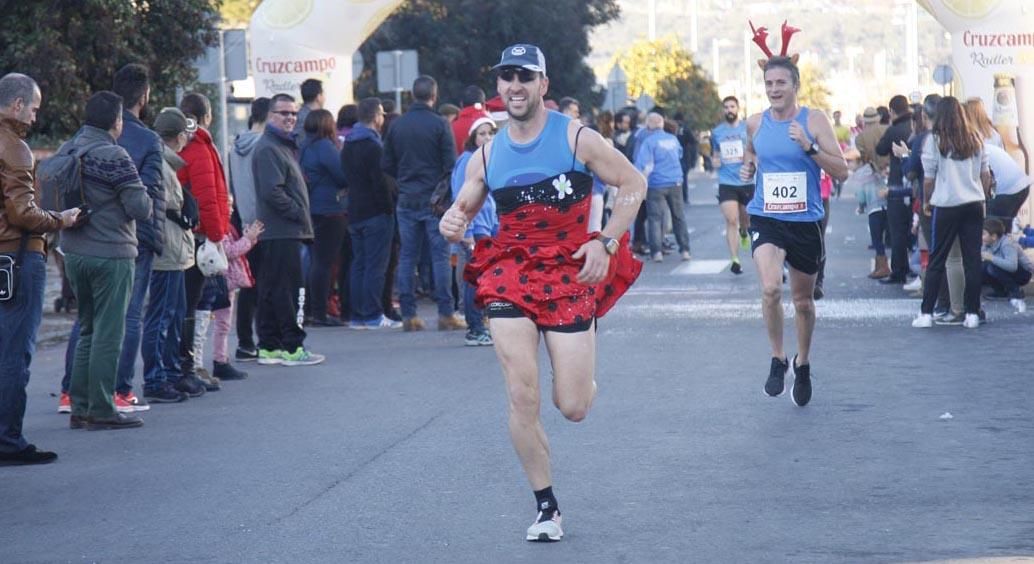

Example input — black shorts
[717,184,755,205]
[485,301,595,333]
[748,214,824,275]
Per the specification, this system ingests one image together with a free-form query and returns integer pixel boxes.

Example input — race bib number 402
[720,140,744,163]
[762,171,808,213]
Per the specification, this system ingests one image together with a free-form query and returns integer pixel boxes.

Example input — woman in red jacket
[175,92,230,395]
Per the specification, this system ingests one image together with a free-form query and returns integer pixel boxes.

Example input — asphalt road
[3,176,1033,563]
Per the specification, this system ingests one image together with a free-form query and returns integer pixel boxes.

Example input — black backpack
[37,140,106,214]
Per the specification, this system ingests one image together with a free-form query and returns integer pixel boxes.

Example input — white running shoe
[1011,298,1027,313]
[903,277,922,292]
[911,314,933,328]
[526,511,563,542]
[963,314,980,329]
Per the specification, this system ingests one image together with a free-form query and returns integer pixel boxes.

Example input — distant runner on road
[711,95,755,274]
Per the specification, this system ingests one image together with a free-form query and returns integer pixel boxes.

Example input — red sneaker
[58,392,71,414]
[114,391,150,413]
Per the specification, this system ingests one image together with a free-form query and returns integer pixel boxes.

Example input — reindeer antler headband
[750,20,800,70]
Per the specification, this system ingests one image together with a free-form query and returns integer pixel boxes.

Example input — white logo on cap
[511,46,527,56]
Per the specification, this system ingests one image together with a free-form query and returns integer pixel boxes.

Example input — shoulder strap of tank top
[570,126,586,170]
[480,143,489,180]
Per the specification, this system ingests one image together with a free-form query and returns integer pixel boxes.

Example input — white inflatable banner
[250,0,404,111]
[919,0,1034,226]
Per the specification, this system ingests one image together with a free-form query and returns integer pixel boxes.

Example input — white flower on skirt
[552,174,573,199]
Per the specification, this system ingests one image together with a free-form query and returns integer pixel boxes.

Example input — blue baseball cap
[492,44,547,75]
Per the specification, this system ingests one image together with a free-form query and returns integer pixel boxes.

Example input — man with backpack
[381,75,461,331]
[0,73,80,465]
[56,64,165,415]
[59,91,152,430]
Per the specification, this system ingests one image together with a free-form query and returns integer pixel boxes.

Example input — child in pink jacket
[210,219,263,380]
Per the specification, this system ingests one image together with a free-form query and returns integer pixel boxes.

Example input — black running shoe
[235,347,258,362]
[813,285,824,300]
[143,383,188,404]
[790,355,812,407]
[730,260,743,275]
[764,357,789,397]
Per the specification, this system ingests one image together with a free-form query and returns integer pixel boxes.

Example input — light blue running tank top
[486,111,589,191]
[746,107,824,222]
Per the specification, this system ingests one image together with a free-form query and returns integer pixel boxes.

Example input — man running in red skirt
[440,44,647,542]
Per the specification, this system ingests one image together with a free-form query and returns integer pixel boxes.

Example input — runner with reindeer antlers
[740,22,848,407]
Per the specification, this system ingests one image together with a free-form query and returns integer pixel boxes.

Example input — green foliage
[0,0,220,143]
[798,62,831,113]
[657,72,722,134]
[616,37,720,133]
[355,0,620,109]
[220,0,261,27]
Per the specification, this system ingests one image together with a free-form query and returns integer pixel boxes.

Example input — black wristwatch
[805,142,819,156]
[596,235,619,255]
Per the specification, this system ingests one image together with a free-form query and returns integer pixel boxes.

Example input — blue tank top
[746,107,824,222]
[486,111,588,191]
[712,121,751,186]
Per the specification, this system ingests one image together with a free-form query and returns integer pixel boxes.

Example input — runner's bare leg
[753,243,787,360]
[788,267,817,365]
[543,328,597,422]
[492,317,552,490]
[720,200,742,258]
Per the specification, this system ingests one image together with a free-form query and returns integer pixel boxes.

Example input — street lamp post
[607,63,628,113]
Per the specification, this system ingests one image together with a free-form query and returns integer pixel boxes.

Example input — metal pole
[217,29,230,183]
[906,0,919,93]
[648,0,656,41]
[690,0,699,53]
[394,50,403,111]
[711,37,719,83]
[743,30,752,115]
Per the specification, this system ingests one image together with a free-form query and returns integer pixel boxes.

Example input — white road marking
[617,298,921,321]
[669,260,728,275]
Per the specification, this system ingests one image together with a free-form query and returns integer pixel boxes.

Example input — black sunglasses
[272,110,298,118]
[497,67,538,83]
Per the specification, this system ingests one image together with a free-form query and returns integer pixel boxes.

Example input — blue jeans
[984,262,1032,297]
[646,185,690,255]
[396,206,454,318]
[141,270,186,392]
[868,209,888,256]
[349,214,393,321]
[456,242,485,332]
[0,252,45,454]
[115,250,153,394]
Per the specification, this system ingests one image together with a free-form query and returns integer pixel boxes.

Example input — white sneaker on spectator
[911,314,933,328]
[370,315,403,329]
[1011,298,1027,313]
[903,277,922,292]
[963,314,980,329]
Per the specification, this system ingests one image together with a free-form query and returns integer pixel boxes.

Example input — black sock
[534,486,559,517]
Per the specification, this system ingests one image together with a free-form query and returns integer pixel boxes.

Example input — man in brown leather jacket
[0,73,79,466]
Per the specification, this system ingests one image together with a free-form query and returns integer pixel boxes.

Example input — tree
[656,73,722,134]
[0,0,219,142]
[220,0,261,27]
[355,0,620,109]
[798,61,831,113]
[616,37,721,132]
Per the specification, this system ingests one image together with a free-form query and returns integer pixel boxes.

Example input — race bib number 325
[762,171,808,213]
[720,140,744,163]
